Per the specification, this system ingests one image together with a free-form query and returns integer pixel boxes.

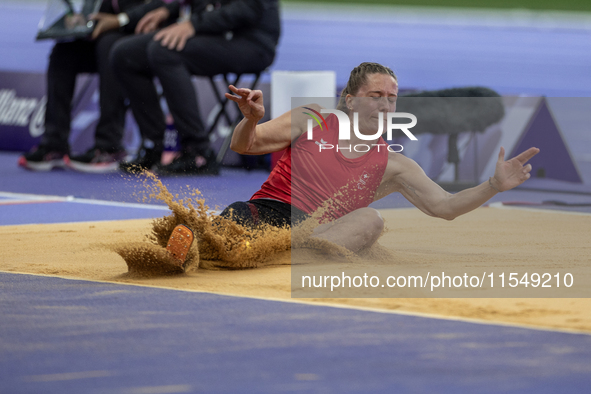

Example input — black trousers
[220,199,309,229]
[42,31,128,152]
[111,32,275,153]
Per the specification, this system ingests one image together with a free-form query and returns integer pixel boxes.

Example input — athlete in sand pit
[214,62,539,253]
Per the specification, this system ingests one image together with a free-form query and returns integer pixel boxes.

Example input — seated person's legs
[142,37,217,175]
[20,32,133,172]
[67,31,128,172]
[111,33,167,173]
[19,40,96,171]
[142,34,275,175]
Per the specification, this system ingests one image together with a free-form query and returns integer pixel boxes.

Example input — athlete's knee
[357,207,384,236]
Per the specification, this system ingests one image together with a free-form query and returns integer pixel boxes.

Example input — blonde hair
[336,62,397,114]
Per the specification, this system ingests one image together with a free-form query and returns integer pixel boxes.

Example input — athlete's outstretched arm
[383,146,539,220]
[226,85,319,155]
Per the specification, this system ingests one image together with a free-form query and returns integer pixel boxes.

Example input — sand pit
[1,207,590,333]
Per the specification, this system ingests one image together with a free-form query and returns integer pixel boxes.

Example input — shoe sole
[166,224,195,271]
[65,156,121,173]
[18,156,66,171]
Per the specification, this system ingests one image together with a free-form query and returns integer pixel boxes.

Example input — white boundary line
[0,191,170,211]
[2,270,589,337]
[489,201,591,216]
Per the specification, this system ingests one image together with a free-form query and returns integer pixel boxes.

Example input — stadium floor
[2,272,591,394]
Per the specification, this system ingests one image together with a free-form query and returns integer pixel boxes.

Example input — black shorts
[219,199,308,228]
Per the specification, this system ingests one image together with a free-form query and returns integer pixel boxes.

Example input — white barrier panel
[271,71,337,119]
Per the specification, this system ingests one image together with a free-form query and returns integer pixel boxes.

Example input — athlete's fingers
[246,89,262,103]
[225,92,242,103]
[497,146,505,162]
[226,86,250,103]
[228,85,252,97]
[514,147,540,164]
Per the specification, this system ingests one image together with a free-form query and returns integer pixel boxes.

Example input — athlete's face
[346,73,398,135]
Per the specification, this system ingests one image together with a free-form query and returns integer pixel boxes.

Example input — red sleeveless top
[251,114,389,220]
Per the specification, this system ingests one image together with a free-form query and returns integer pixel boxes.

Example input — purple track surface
[2,272,591,394]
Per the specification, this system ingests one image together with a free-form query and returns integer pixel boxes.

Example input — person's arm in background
[90,0,178,38]
[127,0,181,34]
[189,0,264,34]
[87,0,117,38]
[154,0,266,51]
[64,0,102,29]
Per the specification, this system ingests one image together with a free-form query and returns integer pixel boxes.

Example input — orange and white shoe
[166,224,195,271]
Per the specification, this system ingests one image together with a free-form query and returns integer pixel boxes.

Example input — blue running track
[2,272,591,394]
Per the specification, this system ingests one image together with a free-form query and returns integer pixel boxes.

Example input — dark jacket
[98,0,146,15]
[98,0,174,33]
[164,0,281,55]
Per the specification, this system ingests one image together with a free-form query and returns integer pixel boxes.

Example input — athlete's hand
[90,13,120,39]
[154,20,194,51]
[225,85,265,121]
[491,146,540,192]
[136,7,170,34]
